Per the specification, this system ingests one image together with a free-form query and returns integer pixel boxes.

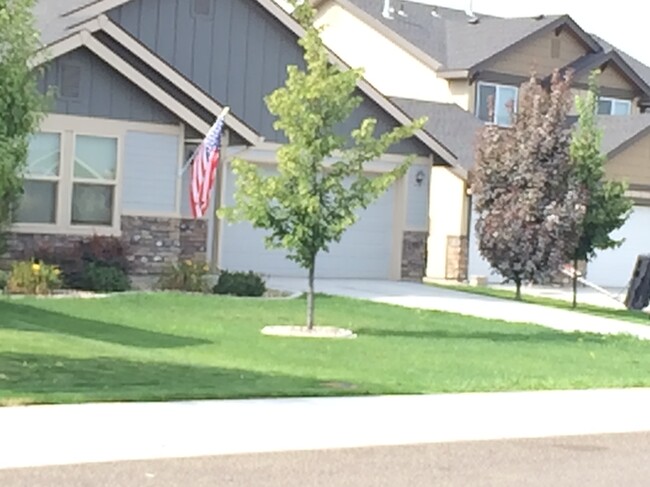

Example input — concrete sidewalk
[3,389,650,470]
[268,278,650,339]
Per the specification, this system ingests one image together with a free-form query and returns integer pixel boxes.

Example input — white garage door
[587,206,650,288]
[219,167,396,279]
[468,209,502,282]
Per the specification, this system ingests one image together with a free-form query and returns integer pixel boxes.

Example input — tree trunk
[306,259,316,330]
[515,278,522,301]
[572,257,579,309]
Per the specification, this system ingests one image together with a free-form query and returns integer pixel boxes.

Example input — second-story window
[476,82,518,126]
[597,97,632,115]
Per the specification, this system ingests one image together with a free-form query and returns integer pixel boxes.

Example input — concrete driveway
[268,278,650,339]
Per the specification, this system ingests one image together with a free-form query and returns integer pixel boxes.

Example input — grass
[428,282,650,325]
[2,292,650,405]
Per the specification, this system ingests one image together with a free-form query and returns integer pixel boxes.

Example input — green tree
[569,72,632,308]
[0,0,47,252]
[473,72,585,300]
[220,1,424,329]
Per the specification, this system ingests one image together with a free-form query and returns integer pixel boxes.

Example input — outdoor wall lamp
[415,170,425,186]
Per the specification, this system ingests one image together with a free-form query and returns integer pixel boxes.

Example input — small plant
[35,235,130,290]
[158,260,210,293]
[79,235,130,273]
[7,260,61,295]
[81,263,131,293]
[213,270,266,297]
[0,270,8,291]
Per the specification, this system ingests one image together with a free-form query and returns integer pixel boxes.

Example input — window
[72,135,118,226]
[14,133,61,224]
[14,129,121,232]
[476,82,518,126]
[597,97,632,116]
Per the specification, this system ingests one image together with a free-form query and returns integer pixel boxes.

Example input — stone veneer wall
[446,235,469,281]
[401,231,427,281]
[1,233,84,270]
[122,216,208,275]
[1,216,208,275]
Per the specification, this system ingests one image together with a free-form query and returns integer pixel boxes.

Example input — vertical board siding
[122,131,180,214]
[108,0,428,155]
[39,47,178,124]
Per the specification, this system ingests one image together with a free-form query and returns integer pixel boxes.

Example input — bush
[79,235,129,273]
[81,263,131,293]
[0,270,7,291]
[34,235,130,290]
[213,270,266,297]
[158,260,210,293]
[6,260,61,295]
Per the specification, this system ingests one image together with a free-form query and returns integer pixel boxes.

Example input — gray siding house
[5,0,466,280]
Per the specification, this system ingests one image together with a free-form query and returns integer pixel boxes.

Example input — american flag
[190,114,226,218]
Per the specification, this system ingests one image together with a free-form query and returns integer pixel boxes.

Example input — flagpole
[208,128,229,270]
[178,106,231,177]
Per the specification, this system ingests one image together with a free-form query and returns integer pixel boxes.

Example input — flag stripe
[189,114,226,219]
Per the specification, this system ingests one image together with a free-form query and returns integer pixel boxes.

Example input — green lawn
[429,283,650,325]
[2,292,650,406]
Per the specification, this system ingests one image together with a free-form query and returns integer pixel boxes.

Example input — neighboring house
[313,0,650,288]
[2,0,474,281]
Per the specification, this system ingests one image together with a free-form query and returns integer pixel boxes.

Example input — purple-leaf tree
[472,71,586,300]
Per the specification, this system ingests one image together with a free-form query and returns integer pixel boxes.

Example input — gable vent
[551,38,561,59]
[193,0,212,16]
[60,63,82,99]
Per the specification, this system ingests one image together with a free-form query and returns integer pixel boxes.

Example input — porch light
[415,170,425,186]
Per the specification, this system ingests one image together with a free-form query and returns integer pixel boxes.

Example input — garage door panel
[587,206,650,288]
[220,166,395,279]
[468,209,502,282]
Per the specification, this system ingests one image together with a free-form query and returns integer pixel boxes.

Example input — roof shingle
[345,0,563,70]
[390,97,483,170]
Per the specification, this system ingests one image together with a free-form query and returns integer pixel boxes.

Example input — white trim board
[96,16,262,145]
[81,32,212,135]
[45,0,465,176]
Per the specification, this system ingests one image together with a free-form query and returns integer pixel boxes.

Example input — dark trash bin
[625,255,650,311]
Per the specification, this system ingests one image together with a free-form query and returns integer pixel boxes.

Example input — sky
[416,0,650,66]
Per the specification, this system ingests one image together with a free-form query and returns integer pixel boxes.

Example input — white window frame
[12,114,182,236]
[70,133,120,228]
[476,81,519,126]
[598,96,632,116]
[18,130,64,227]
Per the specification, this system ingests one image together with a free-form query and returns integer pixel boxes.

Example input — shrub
[81,263,131,293]
[0,270,7,291]
[6,260,61,295]
[79,235,129,273]
[34,235,130,290]
[158,260,210,293]
[213,270,266,297]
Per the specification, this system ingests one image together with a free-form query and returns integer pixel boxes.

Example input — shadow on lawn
[0,352,347,404]
[356,327,612,344]
[0,301,209,349]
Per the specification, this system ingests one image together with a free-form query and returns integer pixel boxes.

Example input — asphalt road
[2,432,650,486]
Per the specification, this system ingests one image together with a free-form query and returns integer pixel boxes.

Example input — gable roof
[35,0,466,176]
[35,0,96,46]
[597,114,650,157]
[592,36,650,102]
[561,49,650,97]
[390,97,483,171]
[334,0,600,75]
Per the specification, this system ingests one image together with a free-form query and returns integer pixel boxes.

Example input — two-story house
[4,0,475,282]
[313,0,650,288]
